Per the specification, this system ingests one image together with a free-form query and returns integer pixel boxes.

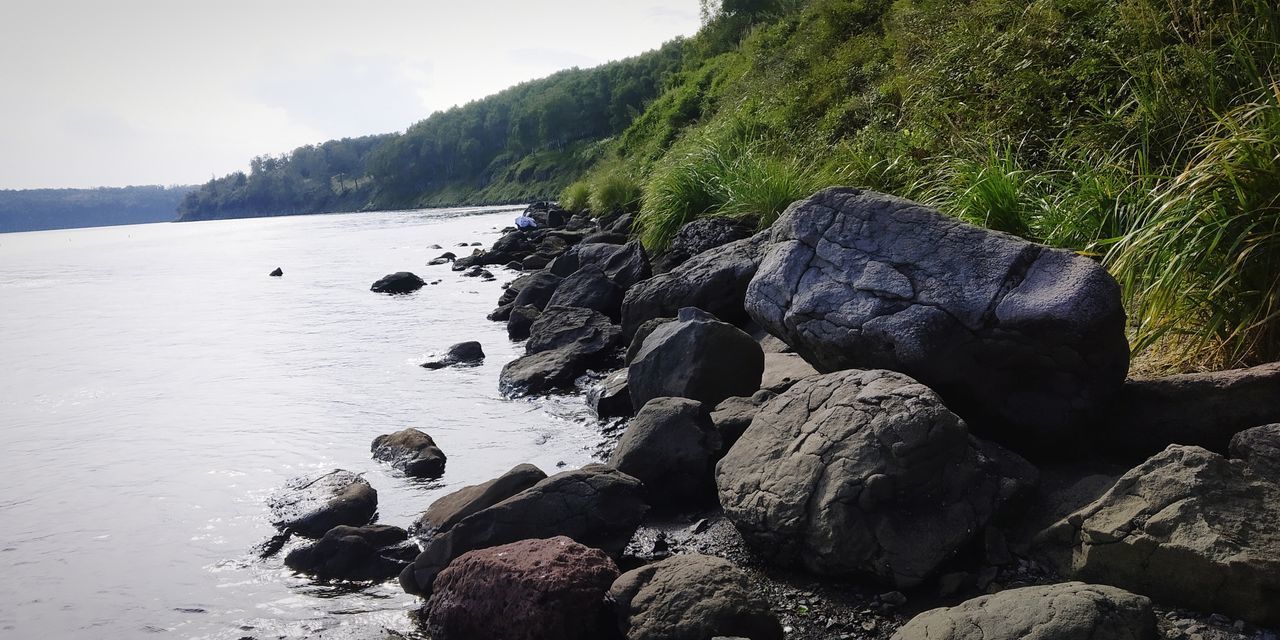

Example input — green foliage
[0,185,192,232]
[560,181,592,213]
[588,169,644,216]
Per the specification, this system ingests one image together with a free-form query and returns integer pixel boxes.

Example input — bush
[588,171,644,216]
[560,181,591,212]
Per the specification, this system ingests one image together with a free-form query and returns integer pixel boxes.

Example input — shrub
[588,171,643,216]
[560,181,591,212]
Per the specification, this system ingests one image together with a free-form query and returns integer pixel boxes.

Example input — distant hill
[0,186,192,233]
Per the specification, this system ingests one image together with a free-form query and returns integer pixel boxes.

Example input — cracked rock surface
[891,582,1156,640]
[745,187,1129,450]
[1036,445,1280,626]
[716,369,1036,588]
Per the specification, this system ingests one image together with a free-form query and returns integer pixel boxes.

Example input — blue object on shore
[515,215,538,229]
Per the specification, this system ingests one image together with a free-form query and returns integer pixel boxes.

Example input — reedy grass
[560,180,591,213]
[588,170,643,216]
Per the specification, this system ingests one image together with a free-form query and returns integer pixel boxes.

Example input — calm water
[0,207,606,639]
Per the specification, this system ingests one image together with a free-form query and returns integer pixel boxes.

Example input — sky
[0,0,702,190]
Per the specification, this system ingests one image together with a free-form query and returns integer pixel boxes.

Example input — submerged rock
[420,341,485,369]
[371,429,447,479]
[609,554,783,640]
[267,470,377,539]
[500,307,621,396]
[284,524,418,582]
[370,271,426,294]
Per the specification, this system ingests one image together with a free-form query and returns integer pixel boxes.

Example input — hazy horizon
[0,0,700,190]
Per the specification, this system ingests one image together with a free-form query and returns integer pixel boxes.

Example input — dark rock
[625,317,674,364]
[284,524,418,581]
[622,232,769,339]
[486,302,514,322]
[399,465,647,596]
[710,390,777,450]
[1231,424,1280,479]
[502,307,622,395]
[477,231,536,266]
[629,307,764,412]
[497,349,584,395]
[600,241,651,289]
[892,582,1156,640]
[504,260,522,270]
[521,253,554,271]
[506,305,541,341]
[437,252,456,260]
[428,257,450,266]
[411,463,547,540]
[760,352,819,393]
[716,369,1037,588]
[583,231,628,245]
[746,188,1130,452]
[551,243,622,277]
[652,217,754,274]
[371,429,447,478]
[267,470,377,538]
[510,271,563,311]
[609,397,721,509]
[370,272,425,294]
[587,369,633,419]
[609,554,783,640]
[420,341,485,369]
[545,265,624,320]
[269,267,283,277]
[1109,362,1280,459]
[1037,445,1280,626]
[423,537,619,640]
[608,213,635,235]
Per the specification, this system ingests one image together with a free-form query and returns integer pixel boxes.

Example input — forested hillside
[0,186,192,232]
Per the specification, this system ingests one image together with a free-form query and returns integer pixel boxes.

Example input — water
[0,207,608,639]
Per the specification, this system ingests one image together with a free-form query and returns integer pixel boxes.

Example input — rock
[400,464,646,596]
[268,470,377,538]
[622,232,769,339]
[269,267,283,277]
[600,240,651,289]
[609,397,722,509]
[498,349,586,395]
[370,271,426,294]
[525,306,621,356]
[284,524,418,581]
[428,257,450,266]
[437,251,457,261]
[760,352,819,393]
[411,463,548,540]
[629,307,764,412]
[1231,424,1280,479]
[652,217,754,274]
[461,266,493,279]
[420,341,485,369]
[609,554,783,640]
[545,265,624,320]
[1109,362,1280,459]
[1037,445,1280,626]
[716,369,1037,588]
[892,582,1156,640]
[583,231,629,245]
[510,271,563,311]
[506,305,541,341]
[710,391,777,450]
[521,253,554,270]
[625,317,674,364]
[746,187,1129,451]
[371,429,447,478]
[423,537,619,640]
[476,230,536,266]
[587,369,633,419]
[608,213,635,235]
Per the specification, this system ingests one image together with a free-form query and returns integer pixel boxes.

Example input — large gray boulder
[891,582,1156,640]
[267,470,377,539]
[608,397,722,509]
[716,369,1037,588]
[1231,424,1280,479]
[399,464,647,597]
[651,217,755,274]
[609,554,783,640]
[628,307,764,412]
[622,232,770,339]
[410,463,547,540]
[1036,445,1280,626]
[545,265,624,320]
[746,188,1129,450]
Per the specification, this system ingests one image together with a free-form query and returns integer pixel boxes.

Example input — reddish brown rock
[423,536,619,640]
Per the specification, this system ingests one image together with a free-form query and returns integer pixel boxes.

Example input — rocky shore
[264,189,1280,640]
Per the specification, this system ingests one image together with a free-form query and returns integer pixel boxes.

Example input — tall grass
[588,170,643,216]
[560,180,591,212]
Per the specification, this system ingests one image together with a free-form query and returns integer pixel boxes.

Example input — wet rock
[716,369,1037,588]
[760,352,819,394]
[610,554,783,640]
[269,267,283,277]
[411,463,548,541]
[746,188,1129,452]
[284,524,418,582]
[510,271,563,311]
[652,217,754,274]
[583,231,628,245]
[500,307,621,393]
[892,582,1156,640]
[268,470,377,538]
[629,307,764,412]
[587,369,633,419]
[609,397,722,509]
[1230,424,1280,479]
[400,465,646,597]
[423,537,619,640]
[506,305,541,341]
[420,341,485,369]
[371,429,447,479]
[1037,445,1280,626]
[545,265,624,320]
[370,271,425,294]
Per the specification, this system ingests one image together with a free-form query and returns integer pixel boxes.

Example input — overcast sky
[0,0,701,189]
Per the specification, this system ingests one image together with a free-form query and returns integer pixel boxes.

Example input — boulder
[587,369,633,419]
[400,465,646,596]
[746,187,1129,451]
[652,217,754,274]
[609,397,722,509]
[710,390,777,450]
[545,265,624,320]
[600,241,651,289]
[269,267,283,277]
[716,369,1037,588]
[622,232,769,339]
[420,341,485,369]
[609,554,783,640]
[410,463,548,540]
[267,470,377,539]
[370,271,425,294]
[1108,362,1280,459]
[423,537,619,640]
[371,429,447,478]
[506,305,541,341]
[284,524,418,582]
[891,582,1156,640]
[628,307,764,412]
[525,306,621,356]
[625,317,674,364]
[476,230,536,266]
[583,231,628,245]
[1036,445,1280,626]
[760,352,819,393]
[498,349,584,395]
[510,271,563,311]
[1231,424,1280,479]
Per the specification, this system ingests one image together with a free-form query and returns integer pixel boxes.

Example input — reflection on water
[0,207,605,638]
